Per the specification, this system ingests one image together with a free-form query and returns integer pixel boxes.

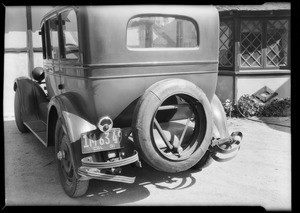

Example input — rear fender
[211,95,244,163]
[13,77,48,122]
[211,94,230,139]
[47,92,97,176]
[48,92,97,143]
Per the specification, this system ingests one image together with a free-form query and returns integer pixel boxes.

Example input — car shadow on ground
[78,122,203,205]
[79,161,201,205]
[4,119,204,205]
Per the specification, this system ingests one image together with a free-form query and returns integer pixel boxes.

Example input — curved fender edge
[211,94,230,139]
[14,77,48,122]
[48,92,97,143]
[47,92,97,177]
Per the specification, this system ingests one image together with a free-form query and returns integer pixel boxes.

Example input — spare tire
[132,78,212,173]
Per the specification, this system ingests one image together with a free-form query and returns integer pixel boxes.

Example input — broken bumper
[78,150,140,184]
[209,131,243,162]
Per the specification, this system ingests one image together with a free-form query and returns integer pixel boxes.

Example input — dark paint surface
[41,5,219,126]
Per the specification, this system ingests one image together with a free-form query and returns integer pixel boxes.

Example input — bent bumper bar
[78,150,140,184]
[78,167,136,183]
[209,131,243,162]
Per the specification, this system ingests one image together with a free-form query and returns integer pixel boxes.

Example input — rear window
[127,16,198,48]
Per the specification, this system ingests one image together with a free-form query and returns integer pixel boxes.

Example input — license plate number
[81,128,122,154]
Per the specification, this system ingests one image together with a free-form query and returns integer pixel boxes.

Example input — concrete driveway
[4,117,291,209]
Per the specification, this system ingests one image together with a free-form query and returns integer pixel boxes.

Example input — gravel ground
[4,117,291,209]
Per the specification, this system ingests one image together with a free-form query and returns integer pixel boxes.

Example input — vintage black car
[14,5,243,197]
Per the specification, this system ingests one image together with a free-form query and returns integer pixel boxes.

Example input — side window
[61,10,79,60]
[49,16,60,59]
[127,16,198,48]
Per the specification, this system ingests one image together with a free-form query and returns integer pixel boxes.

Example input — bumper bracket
[78,150,140,183]
[209,131,243,162]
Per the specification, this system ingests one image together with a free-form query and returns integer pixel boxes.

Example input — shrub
[237,94,265,117]
[261,98,291,117]
[223,99,239,117]
[222,95,291,118]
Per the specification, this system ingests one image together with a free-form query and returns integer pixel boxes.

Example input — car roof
[40,5,217,26]
[40,6,78,26]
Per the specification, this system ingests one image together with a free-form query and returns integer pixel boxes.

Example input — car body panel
[13,5,244,189]
[40,5,219,127]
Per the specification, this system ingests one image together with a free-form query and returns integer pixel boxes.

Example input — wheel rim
[150,94,206,161]
[57,128,74,185]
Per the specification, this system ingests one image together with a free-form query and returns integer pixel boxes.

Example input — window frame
[59,9,80,62]
[43,8,80,62]
[218,18,235,70]
[240,18,263,69]
[265,18,290,69]
[239,17,290,70]
[46,13,61,60]
[126,14,200,50]
[218,13,290,71]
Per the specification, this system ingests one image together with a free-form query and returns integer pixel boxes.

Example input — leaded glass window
[219,20,234,67]
[218,15,289,70]
[240,20,262,67]
[266,19,289,67]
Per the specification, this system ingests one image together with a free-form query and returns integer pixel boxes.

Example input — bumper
[209,131,243,162]
[78,150,140,183]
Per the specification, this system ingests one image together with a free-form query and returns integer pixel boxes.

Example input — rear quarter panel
[61,63,218,125]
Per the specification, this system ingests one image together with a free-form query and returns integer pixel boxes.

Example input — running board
[24,120,47,146]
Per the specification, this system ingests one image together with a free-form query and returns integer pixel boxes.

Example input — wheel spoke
[149,94,203,161]
[178,118,190,147]
[153,118,173,150]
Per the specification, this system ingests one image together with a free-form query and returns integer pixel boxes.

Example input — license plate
[81,128,122,154]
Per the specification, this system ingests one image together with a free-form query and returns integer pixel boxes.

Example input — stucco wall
[236,75,290,100]
[216,74,290,104]
[215,75,234,103]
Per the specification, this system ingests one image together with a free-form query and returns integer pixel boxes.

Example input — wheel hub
[58,135,73,175]
[57,150,65,160]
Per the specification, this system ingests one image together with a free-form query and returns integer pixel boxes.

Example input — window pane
[61,10,79,60]
[266,19,289,67]
[219,20,234,67]
[127,16,198,48]
[49,17,59,59]
[240,20,262,67]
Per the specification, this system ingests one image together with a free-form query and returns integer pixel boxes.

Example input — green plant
[261,98,291,117]
[222,95,291,118]
[223,99,233,117]
[222,99,239,117]
[237,94,265,117]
